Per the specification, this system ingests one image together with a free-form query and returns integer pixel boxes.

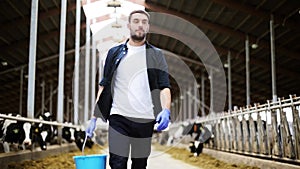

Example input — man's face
[128,13,149,41]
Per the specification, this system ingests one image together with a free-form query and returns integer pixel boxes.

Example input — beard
[131,31,146,41]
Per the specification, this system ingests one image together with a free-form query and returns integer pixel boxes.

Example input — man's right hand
[85,117,97,138]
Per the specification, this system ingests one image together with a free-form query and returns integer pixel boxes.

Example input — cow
[32,112,55,150]
[189,141,203,157]
[188,122,212,156]
[74,128,94,151]
[0,114,28,152]
[40,112,53,121]
[62,122,75,143]
[22,122,34,147]
[28,122,50,150]
[0,113,60,152]
[20,120,54,151]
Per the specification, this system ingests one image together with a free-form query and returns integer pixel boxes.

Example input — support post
[227,51,232,110]
[19,67,24,115]
[73,0,81,125]
[174,99,178,121]
[270,14,277,102]
[245,35,250,106]
[179,98,182,122]
[66,95,70,122]
[49,82,53,114]
[188,85,192,120]
[41,80,45,115]
[201,71,205,117]
[84,0,91,122]
[183,89,187,121]
[209,69,214,114]
[178,99,181,122]
[57,0,68,144]
[27,0,39,119]
[91,37,97,117]
[98,52,103,84]
[194,81,198,118]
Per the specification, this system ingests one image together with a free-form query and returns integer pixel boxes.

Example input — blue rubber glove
[156,108,170,131]
[85,117,97,138]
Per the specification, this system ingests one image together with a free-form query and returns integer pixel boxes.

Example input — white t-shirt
[110,44,154,119]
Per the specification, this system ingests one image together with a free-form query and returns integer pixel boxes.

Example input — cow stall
[163,95,300,166]
[0,112,107,153]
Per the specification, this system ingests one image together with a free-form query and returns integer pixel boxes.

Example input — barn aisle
[104,148,201,169]
[147,150,201,169]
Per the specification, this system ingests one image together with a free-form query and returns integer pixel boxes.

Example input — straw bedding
[7,144,259,169]
[154,145,260,169]
[7,145,104,169]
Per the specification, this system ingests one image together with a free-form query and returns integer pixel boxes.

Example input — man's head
[127,10,150,42]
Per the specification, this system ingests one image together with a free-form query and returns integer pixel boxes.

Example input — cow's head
[40,130,48,150]
[30,123,50,151]
[70,128,75,142]
[40,112,53,121]
[23,122,32,146]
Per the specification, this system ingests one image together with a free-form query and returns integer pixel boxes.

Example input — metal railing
[197,95,300,162]
[0,113,80,129]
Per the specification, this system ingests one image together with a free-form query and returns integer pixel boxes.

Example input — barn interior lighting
[111,9,122,28]
[1,61,8,66]
[224,63,228,68]
[83,0,145,48]
[112,22,122,28]
[251,43,258,49]
[107,0,121,7]
[110,3,122,28]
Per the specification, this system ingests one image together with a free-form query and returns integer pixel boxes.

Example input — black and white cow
[17,118,53,151]
[34,112,55,150]
[188,122,212,156]
[22,122,34,147]
[0,114,29,152]
[27,122,49,150]
[74,128,94,151]
[62,122,75,143]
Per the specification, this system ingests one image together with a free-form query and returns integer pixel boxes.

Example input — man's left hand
[156,108,170,131]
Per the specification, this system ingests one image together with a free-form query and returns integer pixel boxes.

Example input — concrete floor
[104,149,201,169]
[147,150,201,169]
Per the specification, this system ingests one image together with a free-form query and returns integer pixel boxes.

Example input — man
[86,10,171,169]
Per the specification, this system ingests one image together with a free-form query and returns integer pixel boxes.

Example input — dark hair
[128,10,150,23]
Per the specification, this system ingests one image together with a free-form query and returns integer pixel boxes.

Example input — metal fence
[0,113,80,129]
[196,95,300,162]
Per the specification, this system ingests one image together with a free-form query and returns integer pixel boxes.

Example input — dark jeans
[108,115,155,169]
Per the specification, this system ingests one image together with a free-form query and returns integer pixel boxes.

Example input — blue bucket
[73,154,107,169]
